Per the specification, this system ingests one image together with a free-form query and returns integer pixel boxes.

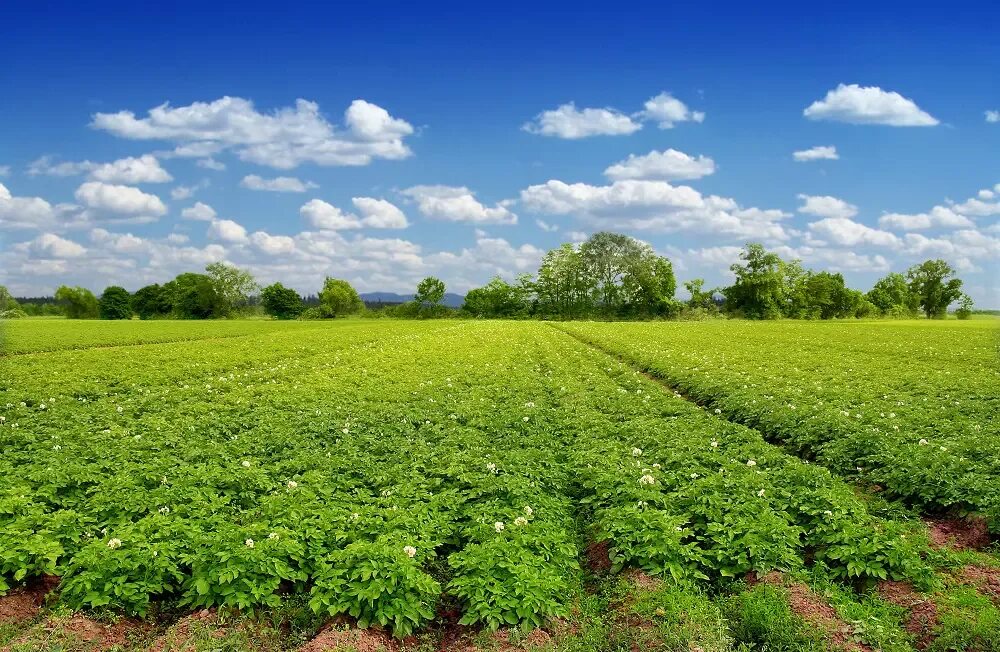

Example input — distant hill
[359,292,465,308]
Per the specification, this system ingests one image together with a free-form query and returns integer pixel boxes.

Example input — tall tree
[318,277,363,317]
[99,286,132,320]
[54,285,100,319]
[579,232,647,311]
[906,259,964,318]
[206,262,258,317]
[534,244,593,318]
[867,272,917,317]
[0,286,19,312]
[684,278,715,310]
[261,282,304,319]
[132,284,173,320]
[169,273,223,319]
[415,277,446,307]
[463,276,530,317]
[722,243,787,319]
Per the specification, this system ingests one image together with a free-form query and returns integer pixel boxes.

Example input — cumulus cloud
[535,219,559,232]
[0,183,63,230]
[250,231,296,255]
[89,155,172,184]
[74,181,167,216]
[352,197,408,229]
[879,206,975,231]
[91,97,414,169]
[522,103,642,139]
[300,199,362,230]
[520,179,790,241]
[170,180,209,200]
[793,145,839,162]
[804,84,938,126]
[641,92,705,129]
[25,232,87,258]
[807,217,900,248]
[207,218,248,243]
[180,202,217,221]
[241,174,317,193]
[797,194,858,220]
[604,149,716,181]
[987,110,999,123]
[402,185,517,225]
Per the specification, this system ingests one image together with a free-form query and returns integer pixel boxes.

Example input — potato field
[1,319,999,652]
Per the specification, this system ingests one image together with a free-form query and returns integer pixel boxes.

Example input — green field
[1,319,999,651]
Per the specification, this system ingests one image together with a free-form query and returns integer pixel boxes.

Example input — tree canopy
[99,286,133,320]
[317,277,363,318]
[261,282,304,320]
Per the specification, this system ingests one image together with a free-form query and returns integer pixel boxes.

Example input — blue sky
[1,1,998,305]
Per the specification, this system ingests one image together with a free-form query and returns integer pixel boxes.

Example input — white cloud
[25,232,87,258]
[181,202,217,221]
[522,103,642,139]
[793,145,839,162]
[207,218,248,244]
[250,231,296,255]
[521,179,790,241]
[949,195,1000,217]
[807,217,900,248]
[0,165,10,177]
[641,92,705,129]
[92,96,414,169]
[804,84,938,126]
[986,110,999,123]
[27,156,95,177]
[74,181,167,216]
[300,199,362,230]
[352,197,408,229]
[797,194,858,220]
[196,158,226,171]
[241,174,317,193]
[535,219,559,232]
[978,189,995,200]
[604,149,716,181]
[879,206,975,231]
[89,155,172,184]
[0,183,61,230]
[402,185,517,225]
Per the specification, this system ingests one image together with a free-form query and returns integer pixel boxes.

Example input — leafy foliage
[99,286,132,320]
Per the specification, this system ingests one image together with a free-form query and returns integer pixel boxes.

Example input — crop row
[0,320,992,644]
[559,320,1000,529]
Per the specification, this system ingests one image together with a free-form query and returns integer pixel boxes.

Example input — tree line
[0,232,976,322]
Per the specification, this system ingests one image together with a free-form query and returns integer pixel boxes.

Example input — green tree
[261,282,304,319]
[534,243,593,318]
[684,279,715,310]
[169,273,223,319]
[99,286,132,320]
[318,277,363,318]
[867,272,917,317]
[132,284,173,320]
[205,262,258,317]
[622,254,677,316]
[463,276,529,317]
[0,286,19,311]
[955,294,974,320]
[906,259,964,319]
[54,285,100,319]
[722,244,787,319]
[415,277,446,307]
[579,232,648,312]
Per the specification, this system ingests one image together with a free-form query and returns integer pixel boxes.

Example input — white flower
[486,462,497,473]
[39,404,47,410]
[690,473,699,479]
[757,489,766,497]
[107,538,122,549]
[53,445,62,451]
[639,474,656,486]
[245,538,255,548]
[494,521,505,532]
[342,427,349,434]
[161,476,168,485]
[268,532,279,540]
[522,416,530,422]
[918,439,929,446]
[116,406,124,413]
[823,510,833,517]
[351,512,360,520]
[714,408,722,414]
[158,506,170,515]
[241,460,251,468]
[287,480,298,489]
[523,506,533,517]
[524,402,535,408]
[652,463,661,469]
[746,459,757,467]
[710,440,719,448]
[514,517,528,526]
[403,545,417,558]
[632,447,643,457]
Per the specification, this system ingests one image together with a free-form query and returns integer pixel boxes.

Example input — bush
[261,283,304,320]
[99,286,133,320]
[317,278,363,318]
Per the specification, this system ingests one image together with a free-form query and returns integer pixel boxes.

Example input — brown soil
[623,569,663,593]
[957,565,1000,603]
[0,575,59,624]
[148,609,221,652]
[298,624,400,652]
[584,540,612,575]
[924,516,992,551]
[877,580,939,650]
[752,572,872,652]
[2,613,153,652]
